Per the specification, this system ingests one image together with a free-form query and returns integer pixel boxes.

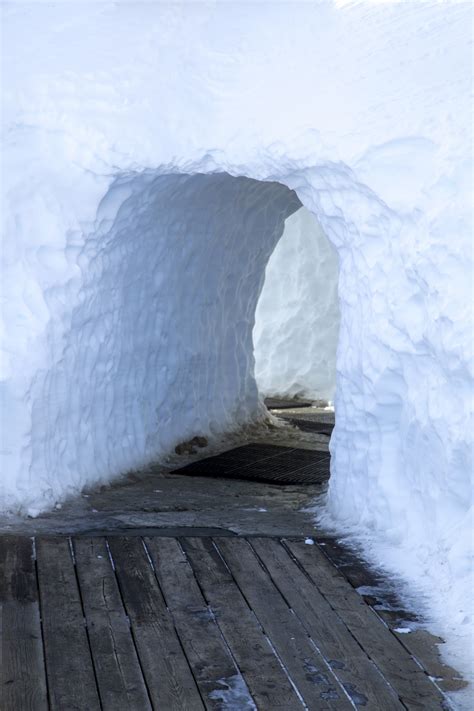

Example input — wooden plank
[215,537,353,710]
[180,536,304,710]
[73,537,152,711]
[284,539,448,710]
[0,536,48,711]
[107,536,204,710]
[145,536,255,710]
[313,536,467,693]
[390,628,468,693]
[36,537,101,711]
[250,538,403,710]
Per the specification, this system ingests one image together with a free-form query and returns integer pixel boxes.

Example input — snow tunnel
[18,172,306,511]
[5,154,470,582]
[2,159,472,691]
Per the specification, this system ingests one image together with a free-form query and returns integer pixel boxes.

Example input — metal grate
[175,444,330,485]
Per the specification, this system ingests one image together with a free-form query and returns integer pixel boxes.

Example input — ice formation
[254,207,340,401]
[1,1,472,694]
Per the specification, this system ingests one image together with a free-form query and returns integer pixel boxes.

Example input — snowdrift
[1,1,472,693]
[254,207,340,401]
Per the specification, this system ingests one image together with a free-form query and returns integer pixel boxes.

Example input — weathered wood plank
[180,536,304,710]
[215,537,353,710]
[73,537,152,711]
[145,536,255,710]
[391,628,468,693]
[0,537,48,711]
[107,536,204,711]
[36,537,101,711]
[250,537,403,710]
[314,536,467,693]
[284,539,448,710]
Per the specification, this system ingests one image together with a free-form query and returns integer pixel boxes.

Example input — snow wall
[3,172,300,511]
[1,1,472,688]
[254,207,340,401]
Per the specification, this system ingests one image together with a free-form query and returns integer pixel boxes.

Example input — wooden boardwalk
[1,534,449,711]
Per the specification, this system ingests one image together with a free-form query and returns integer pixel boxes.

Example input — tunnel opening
[19,155,462,574]
[19,157,468,597]
[28,171,311,501]
[252,204,340,465]
[254,205,340,408]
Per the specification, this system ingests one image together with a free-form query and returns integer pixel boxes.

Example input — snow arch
[21,172,302,511]
[6,155,470,549]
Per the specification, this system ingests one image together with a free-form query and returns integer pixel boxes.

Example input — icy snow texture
[254,207,340,401]
[1,1,472,697]
[3,172,299,511]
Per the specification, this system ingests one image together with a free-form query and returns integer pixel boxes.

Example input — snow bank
[1,169,300,513]
[254,207,340,401]
[1,1,472,696]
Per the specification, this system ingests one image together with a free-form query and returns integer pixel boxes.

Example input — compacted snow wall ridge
[254,207,340,401]
[2,2,472,696]
[2,172,300,513]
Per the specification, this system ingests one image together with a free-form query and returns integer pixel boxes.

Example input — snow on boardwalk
[1,533,451,710]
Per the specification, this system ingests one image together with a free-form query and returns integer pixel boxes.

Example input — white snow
[254,207,340,401]
[1,1,472,701]
[208,674,256,711]
[2,170,298,514]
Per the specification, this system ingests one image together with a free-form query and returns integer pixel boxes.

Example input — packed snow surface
[1,1,472,700]
[254,207,340,401]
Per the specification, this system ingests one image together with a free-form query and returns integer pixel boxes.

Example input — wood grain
[36,537,101,711]
[0,536,48,711]
[107,536,204,711]
[73,537,152,711]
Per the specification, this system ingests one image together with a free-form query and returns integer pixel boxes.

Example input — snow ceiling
[1,0,472,685]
